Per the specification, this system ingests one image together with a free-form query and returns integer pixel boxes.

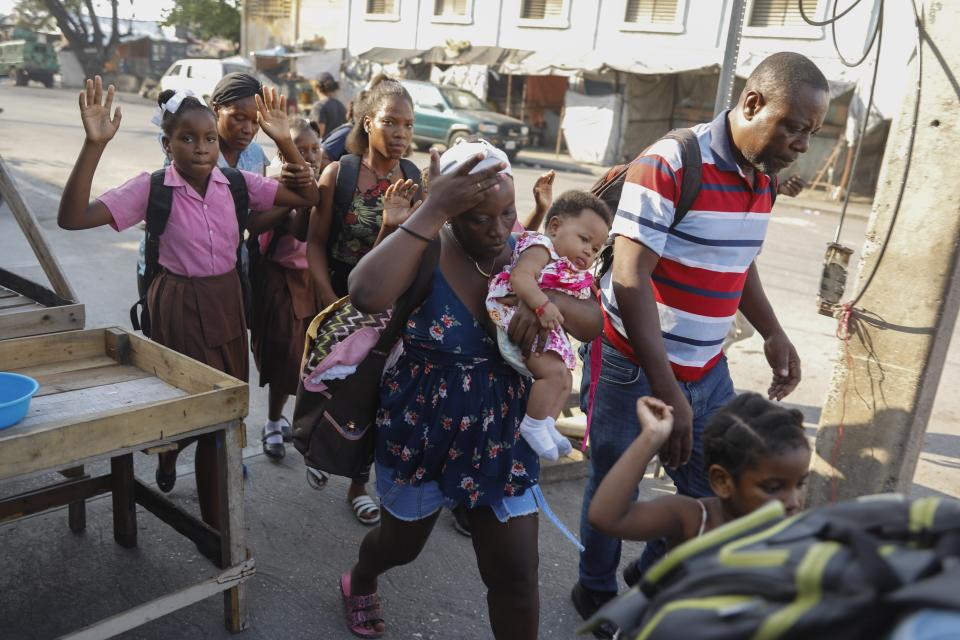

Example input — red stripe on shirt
[657,258,748,294]
[601,305,722,382]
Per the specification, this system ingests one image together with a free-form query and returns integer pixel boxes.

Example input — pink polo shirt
[99,165,279,278]
[258,230,309,271]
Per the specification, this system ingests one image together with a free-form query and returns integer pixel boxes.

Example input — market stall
[0,154,253,637]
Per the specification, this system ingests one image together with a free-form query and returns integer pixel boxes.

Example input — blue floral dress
[374,268,540,508]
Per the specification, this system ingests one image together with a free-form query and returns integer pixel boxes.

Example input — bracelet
[398,224,432,243]
[535,301,550,318]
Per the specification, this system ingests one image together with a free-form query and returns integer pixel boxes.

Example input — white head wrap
[438,138,513,177]
[151,89,207,128]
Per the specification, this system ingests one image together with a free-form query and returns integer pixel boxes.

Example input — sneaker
[570,582,618,639]
[451,504,472,537]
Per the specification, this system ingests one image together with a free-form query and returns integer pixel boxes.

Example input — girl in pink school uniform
[249,118,324,460]
[56,77,319,530]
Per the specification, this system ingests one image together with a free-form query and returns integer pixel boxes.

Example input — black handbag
[291,239,440,480]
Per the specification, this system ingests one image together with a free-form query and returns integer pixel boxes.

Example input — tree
[161,0,240,43]
[12,0,57,31]
[14,0,121,77]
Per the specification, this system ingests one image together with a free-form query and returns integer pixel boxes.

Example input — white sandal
[350,495,381,526]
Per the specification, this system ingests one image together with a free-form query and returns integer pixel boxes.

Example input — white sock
[520,415,559,461]
[546,417,572,457]
[263,419,284,445]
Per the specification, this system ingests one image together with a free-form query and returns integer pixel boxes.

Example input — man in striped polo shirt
[572,52,830,631]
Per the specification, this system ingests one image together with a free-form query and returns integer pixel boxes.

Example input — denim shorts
[375,462,542,523]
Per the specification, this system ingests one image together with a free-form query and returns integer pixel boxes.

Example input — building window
[621,0,685,33]
[519,0,570,28]
[744,0,823,38]
[749,0,817,27]
[248,0,293,19]
[434,0,466,17]
[366,0,400,20]
[367,0,397,15]
[432,0,473,23]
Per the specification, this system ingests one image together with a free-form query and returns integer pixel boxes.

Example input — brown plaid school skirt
[147,269,249,382]
[250,261,322,395]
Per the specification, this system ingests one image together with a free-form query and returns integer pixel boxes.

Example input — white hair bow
[151,89,207,127]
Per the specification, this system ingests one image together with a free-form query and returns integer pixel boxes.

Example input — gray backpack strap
[661,128,702,229]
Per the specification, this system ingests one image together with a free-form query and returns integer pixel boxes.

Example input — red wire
[830,303,854,502]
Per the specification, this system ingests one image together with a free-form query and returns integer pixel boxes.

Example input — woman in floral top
[338,145,602,639]
[307,78,421,526]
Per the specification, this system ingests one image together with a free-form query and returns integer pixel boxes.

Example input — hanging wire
[799,0,884,244]
[848,1,923,307]
[797,0,870,26]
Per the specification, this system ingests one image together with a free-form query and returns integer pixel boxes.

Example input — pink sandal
[340,571,384,638]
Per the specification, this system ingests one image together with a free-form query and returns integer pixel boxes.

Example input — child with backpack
[485,187,613,461]
[249,118,324,460]
[57,77,318,529]
[587,393,810,578]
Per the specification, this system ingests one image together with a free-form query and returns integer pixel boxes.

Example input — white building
[243,0,914,191]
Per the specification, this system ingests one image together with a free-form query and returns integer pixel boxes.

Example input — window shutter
[434,0,467,16]
[367,0,397,14]
[749,0,817,27]
[625,0,680,24]
[249,0,293,19]
[522,0,563,20]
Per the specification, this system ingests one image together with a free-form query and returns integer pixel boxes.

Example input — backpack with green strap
[581,494,960,640]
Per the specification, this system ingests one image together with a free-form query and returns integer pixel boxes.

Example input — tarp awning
[421,45,532,67]
[500,49,720,77]
[357,47,427,64]
[357,45,532,68]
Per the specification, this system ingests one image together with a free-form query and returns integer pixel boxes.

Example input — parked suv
[401,80,529,160]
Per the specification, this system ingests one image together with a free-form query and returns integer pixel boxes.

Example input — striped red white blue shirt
[600,110,775,381]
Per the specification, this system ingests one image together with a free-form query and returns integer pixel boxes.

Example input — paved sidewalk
[0,456,655,639]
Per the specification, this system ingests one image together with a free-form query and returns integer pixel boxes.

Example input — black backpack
[581,495,960,640]
[131,167,250,338]
[592,128,777,277]
[328,154,421,253]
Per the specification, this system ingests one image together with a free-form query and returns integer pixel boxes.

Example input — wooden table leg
[61,465,87,532]
[111,454,137,548]
[216,420,248,632]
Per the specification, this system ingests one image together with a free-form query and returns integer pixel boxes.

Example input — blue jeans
[577,339,735,593]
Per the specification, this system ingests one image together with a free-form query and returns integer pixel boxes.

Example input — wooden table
[0,267,84,340]
[0,328,252,638]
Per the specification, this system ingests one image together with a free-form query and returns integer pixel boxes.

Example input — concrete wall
[245,0,913,125]
[412,0,501,49]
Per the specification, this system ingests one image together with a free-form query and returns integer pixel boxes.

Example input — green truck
[0,29,58,87]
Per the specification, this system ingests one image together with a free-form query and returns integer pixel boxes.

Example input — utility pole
[808,0,960,505]
[713,0,747,116]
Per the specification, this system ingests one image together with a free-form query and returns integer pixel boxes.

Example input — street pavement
[0,83,957,639]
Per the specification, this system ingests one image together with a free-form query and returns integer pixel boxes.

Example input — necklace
[362,159,398,182]
[444,224,496,279]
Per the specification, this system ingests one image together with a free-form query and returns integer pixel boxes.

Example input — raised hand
[533,169,555,211]
[382,178,422,228]
[636,397,674,449]
[255,86,291,143]
[79,76,121,145]
[423,148,507,220]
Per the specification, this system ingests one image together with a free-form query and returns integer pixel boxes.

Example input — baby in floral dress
[487,191,612,460]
